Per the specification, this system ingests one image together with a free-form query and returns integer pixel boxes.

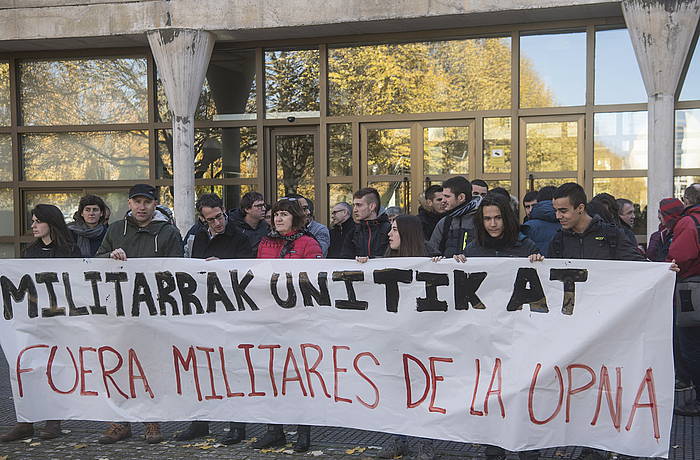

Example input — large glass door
[270,127,320,204]
[519,116,584,198]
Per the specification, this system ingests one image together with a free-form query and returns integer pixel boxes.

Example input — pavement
[0,347,698,460]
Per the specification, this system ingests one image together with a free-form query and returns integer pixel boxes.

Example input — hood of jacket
[123,209,172,236]
[528,200,557,223]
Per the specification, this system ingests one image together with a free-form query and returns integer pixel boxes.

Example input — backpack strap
[689,214,700,244]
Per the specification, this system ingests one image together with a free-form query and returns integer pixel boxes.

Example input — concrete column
[147,28,215,235]
[622,0,700,237]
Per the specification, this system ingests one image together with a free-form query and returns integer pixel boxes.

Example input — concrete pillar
[621,0,700,237]
[147,28,215,235]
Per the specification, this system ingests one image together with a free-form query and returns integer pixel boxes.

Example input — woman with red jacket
[254,198,321,452]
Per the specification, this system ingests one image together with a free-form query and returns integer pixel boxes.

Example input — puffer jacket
[463,236,539,258]
[521,200,560,256]
[340,213,392,258]
[96,210,183,258]
[427,197,481,257]
[668,204,700,279]
[257,231,323,259]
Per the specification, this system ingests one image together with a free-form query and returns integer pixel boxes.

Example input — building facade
[0,0,698,255]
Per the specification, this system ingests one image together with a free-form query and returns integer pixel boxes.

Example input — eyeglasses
[331,209,347,215]
[204,212,227,224]
[252,203,266,209]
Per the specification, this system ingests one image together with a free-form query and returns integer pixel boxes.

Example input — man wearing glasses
[328,201,354,258]
[230,191,270,254]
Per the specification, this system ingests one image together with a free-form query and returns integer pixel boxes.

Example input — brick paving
[0,347,698,459]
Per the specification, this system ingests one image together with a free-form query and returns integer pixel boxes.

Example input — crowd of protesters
[0,177,694,460]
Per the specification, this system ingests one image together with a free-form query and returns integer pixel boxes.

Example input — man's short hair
[334,202,352,213]
[684,183,700,206]
[196,193,224,213]
[441,176,472,199]
[524,191,538,203]
[490,187,510,199]
[553,183,587,208]
[536,186,557,202]
[285,193,314,216]
[616,198,633,209]
[240,191,264,211]
[471,179,488,190]
[353,187,381,210]
[425,184,443,201]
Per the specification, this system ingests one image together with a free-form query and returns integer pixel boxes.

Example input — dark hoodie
[427,197,481,257]
[341,213,392,258]
[328,216,355,258]
[418,207,444,240]
[520,200,560,256]
[230,208,269,255]
[96,209,183,258]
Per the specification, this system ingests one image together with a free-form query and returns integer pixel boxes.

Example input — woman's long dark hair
[384,215,427,257]
[475,193,519,248]
[29,204,76,251]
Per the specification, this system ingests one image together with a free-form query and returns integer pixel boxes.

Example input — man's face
[619,202,635,227]
[472,184,488,198]
[353,196,375,222]
[128,196,157,225]
[426,192,445,214]
[330,204,350,226]
[297,198,311,224]
[245,199,266,222]
[553,196,584,230]
[441,188,465,212]
[201,206,227,234]
[524,199,537,217]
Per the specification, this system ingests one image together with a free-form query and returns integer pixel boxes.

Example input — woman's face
[482,205,504,238]
[388,221,401,250]
[274,210,294,234]
[31,215,51,240]
[81,204,103,227]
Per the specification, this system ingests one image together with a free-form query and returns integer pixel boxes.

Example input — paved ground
[0,347,698,459]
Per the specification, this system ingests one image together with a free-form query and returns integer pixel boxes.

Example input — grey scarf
[68,221,106,257]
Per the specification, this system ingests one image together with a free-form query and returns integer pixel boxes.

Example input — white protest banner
[0,257,675,458]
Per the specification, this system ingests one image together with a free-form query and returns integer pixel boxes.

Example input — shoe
[174,421,209,441]
[144,422,164,444]
[675,399,700,416]
[252,424,286,449]
[414,439,436,460]
[293,425,311,453]
[98,423,132,444]
[675,378,694,391]
[379,436,409,458]
[38,420,61,440]
[220,422,246,445]
[0,422,34,442]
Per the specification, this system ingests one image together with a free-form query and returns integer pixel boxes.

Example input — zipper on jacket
[366,221,372,257]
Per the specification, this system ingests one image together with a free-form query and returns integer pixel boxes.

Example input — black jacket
[341,213,391,258]
[418,207,444,240]
[230,208,269,254]
[328,217,355,258]
[548,215,646,261]
[23,241,82,259]
[186,219,253,259]
[463,236,540,258]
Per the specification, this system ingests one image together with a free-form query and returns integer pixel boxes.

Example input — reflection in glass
[520,32,586,107]
[488,180,512,194]
[594,112,648,170]
[533,177,575,190]
[676,176,700,199]
[367,128,411,176]
[0,62,9,126]
[25,191,81,227]
[266,49,320,118]
[593,177,648,234]
[483,118,511,173]
[328,37,511,116]
[595,29,646,105]
[370,180,410,211]
[276,134,315,199]
[158,49,256,122]
[0,244,14,258]
[0,135,11,181]
[680,40,700,101]
[22,131,149,181]
[328,184,354,217]
[19,58,147,125]
[525,121,578,172]
[88,191,129,224]
[328,124,352,176]
[676,109,700,168]
[0,188,12,236]
[158,127,257,180]
[424,126,469,175]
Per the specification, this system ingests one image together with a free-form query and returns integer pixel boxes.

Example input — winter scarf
[68,221,107,257]
[267,229,308,258]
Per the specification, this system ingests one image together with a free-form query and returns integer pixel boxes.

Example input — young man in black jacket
[341,187,391,258]
[418,184,445,239]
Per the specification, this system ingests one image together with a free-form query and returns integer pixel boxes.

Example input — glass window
[0,188,13,236]
[265,49,320,119]
[86,190,129,224]
[0,244,14,259]
[328,37,511,116]
[367,128,411,176]
[520,32,586,108]
[370,180,410,211]
[594,111,648,170]
[275,133,315,198]
[676,109,700,168]
[533,177,576,190]
[328,183,354,216]
[158,49,256,122]
[595,29,646,105]
[525,121,578,172]
[487,180,512,194]
[593,177,647,234]
[22,131,149,181]
[0,134,11,181]
[483,118,512,173]
[158,127,257,180]
[328,124,352,176]
[223,184,256,210]
[0,61,9,126]
[424,126,470,176]
[25,191,82,227]
[680,40,700,101]
[19,57,147,126]
[675,176,700,198]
